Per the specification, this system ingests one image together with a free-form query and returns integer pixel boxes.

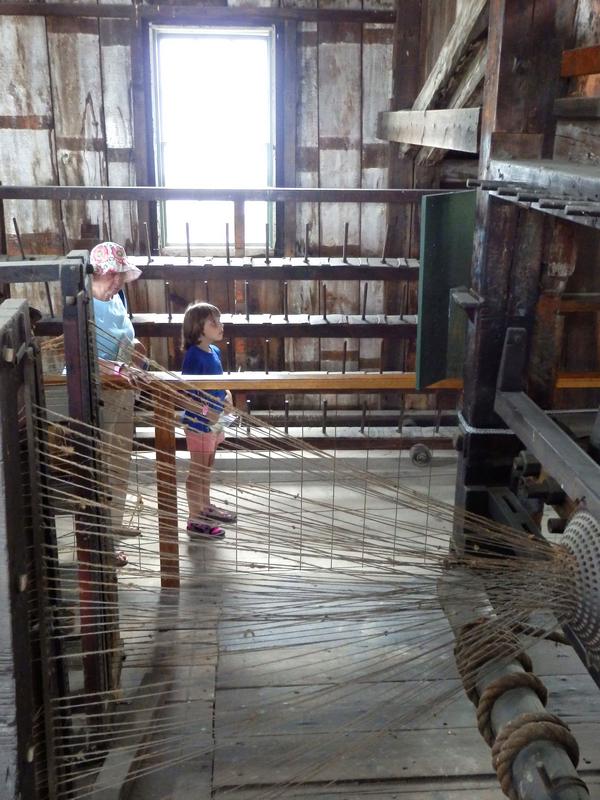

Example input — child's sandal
[202,505,237,523]
[187,519,226,538]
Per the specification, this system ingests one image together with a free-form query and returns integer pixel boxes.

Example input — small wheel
[409,443,432,467]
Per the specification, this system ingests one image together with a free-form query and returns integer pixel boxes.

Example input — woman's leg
[102,388,135,528]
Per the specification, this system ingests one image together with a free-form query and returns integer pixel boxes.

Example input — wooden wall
[553,0,600,407]
[0,0,400,390]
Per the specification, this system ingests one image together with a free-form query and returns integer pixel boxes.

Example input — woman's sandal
[202,504,237,523]
[187,519,226,539]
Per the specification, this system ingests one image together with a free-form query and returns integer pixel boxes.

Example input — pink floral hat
[90,241,142,282]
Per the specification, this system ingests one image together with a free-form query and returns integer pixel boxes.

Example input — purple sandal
[202,504,237,523]
[187,519,226,538]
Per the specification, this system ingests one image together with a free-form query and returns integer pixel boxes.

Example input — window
[150,25,275,251]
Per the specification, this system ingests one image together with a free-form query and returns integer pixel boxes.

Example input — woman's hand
[120,363,151,388]
[131,339,150,370]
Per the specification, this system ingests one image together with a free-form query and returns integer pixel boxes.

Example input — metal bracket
[450,286,484,321]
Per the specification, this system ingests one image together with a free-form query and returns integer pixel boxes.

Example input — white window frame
[149,24,277,255]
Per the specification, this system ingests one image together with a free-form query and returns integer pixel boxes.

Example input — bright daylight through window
[151,26,275,250]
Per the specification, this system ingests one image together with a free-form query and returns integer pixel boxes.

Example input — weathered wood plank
[554,95,600,118]
[318,10,362,400]
[379,107,481,152]
[417,40,486,166]
[212,723,600,786]
[562,43,600,77]
[411,0,487,112]
[0,16,63,313]
[46,15,106,247]
[489,158,600,200]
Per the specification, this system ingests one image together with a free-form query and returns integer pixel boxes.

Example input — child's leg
[186,450,212,520]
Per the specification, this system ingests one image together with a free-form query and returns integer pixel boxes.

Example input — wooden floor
[104,451,600,800]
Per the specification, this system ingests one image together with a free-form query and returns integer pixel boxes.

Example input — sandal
[202,504,237,523]
[112,550,128,568]
[187,519,226,539]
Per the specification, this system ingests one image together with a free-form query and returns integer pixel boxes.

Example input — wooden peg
[165,281,172,322]
[304,223,310,264]
[12,218,25,259]
[144,221,153,265]
[265,223,270,264]
[342,221,349,263]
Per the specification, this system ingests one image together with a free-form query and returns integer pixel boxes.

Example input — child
[181,302,236,538]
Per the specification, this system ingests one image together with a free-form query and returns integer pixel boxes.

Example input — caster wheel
[409,443,432,467]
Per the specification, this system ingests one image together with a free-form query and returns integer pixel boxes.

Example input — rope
[476,672,548,746]
[454,619,533,705]
[491,712,581,800]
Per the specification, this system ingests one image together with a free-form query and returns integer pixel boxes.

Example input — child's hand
[224,389,233,410]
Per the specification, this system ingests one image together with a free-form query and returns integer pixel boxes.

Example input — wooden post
[153,390,180,589]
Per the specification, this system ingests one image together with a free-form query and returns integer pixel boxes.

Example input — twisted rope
[491,712,580,799]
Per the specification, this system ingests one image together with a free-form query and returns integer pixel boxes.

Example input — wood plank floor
[117,452,600,799]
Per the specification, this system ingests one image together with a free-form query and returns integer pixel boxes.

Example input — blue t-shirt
[93,295,135,360]
[181,344,226,433]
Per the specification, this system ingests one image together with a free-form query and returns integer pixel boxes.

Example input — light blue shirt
[92,294,135,360]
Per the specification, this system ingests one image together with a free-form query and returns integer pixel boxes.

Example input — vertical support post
[0,301,44,800]
[153,390,179,590]
[61,256,113,706]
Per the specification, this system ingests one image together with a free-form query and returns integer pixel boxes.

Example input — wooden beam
[561,44,600,77]
[35,313,418,340]
[0,186,451,203]
[0,3,396,24]
[385,0,422,261]
[43,369,600,393]
[411,0,488,112]
[554,95,600,118]
[439,159,479,185]
[415,40,487,166]
[378,107,481,152]
[489,158,600,200]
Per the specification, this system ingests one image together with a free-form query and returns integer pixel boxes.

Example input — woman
[90,241,147,544]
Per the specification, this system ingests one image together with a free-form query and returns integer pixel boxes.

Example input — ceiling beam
[0,3,395,24]
[378,107,481,152]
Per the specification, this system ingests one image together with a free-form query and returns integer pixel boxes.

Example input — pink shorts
[186,429,225,454]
